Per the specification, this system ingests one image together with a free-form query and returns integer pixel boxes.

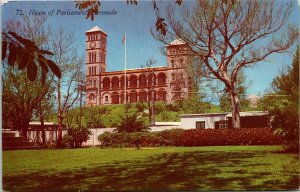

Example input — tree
[2,16,61,83]
[141,58,157,126]
[219,71,250,112]
[85,106,107,128]
[115,109,149,133]
[152,0,298,128]
[49,27,85,147]
[259,46,299,152]
[2,16,56,140]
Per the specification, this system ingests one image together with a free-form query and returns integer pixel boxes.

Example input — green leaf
[2,40,7,61]
[46,59,61,79]
[8,43,17,66]
[39,49,54,56]
[27,61,38,81]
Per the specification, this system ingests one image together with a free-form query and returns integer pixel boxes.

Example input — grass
[3,145,299,191]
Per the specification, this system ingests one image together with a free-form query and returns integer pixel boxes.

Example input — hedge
[98,128,283,148]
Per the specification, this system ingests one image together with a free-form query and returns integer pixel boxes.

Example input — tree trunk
[57,80,63,147]
[229,90,241,128]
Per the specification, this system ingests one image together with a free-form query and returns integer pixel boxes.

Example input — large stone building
[85,26,192,106]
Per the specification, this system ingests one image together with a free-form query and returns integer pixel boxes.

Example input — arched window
[157,73,166,85]
[112,76,119,89]
[129,75,137,88]
[103,77,110,90]
[139,74,147,87]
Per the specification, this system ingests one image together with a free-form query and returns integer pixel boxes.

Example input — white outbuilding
[180,111,269,129]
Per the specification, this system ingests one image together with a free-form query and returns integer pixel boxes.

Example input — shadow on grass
[3,150,299,191]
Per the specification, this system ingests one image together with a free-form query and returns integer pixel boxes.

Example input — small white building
[180,111,269,129]
[180,113,228,129]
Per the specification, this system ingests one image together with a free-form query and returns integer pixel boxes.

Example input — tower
[85,26,108,106]
[166,39,191,102]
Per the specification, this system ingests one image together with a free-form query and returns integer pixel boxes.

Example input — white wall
[83,128,115,146]
[181,114,226,129]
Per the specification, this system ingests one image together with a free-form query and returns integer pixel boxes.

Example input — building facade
[180,111,270,129]
[85,26,192,106]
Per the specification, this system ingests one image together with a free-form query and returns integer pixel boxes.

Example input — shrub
[97,128,283,148]
[177,128,283,146]
[158,129,184,146]
[62,127,91,148]
[115,112,149,133]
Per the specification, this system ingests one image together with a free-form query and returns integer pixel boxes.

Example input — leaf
[8,31,23,41]
[18,52,30,70]
[2,40,7,61]
[19,38,38,50]
[155,17,167,36]
[8,43,17,66]
[39,49,54,56]
[27,60,38,81]
[175,0,183,6]
[127,0,138,5]
[41,70,46,85]
[37,55,49,73]
[15,46,24,67]
[46,59,61,79]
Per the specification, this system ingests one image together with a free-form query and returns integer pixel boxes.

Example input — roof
[168,38,186,46]
[99,66,170,76]
[180,113,228,118]
[226,111,268,118]
[155,122,181,126]
[29,122,57,126]
[86,26,108,35]
[180,111,268,118]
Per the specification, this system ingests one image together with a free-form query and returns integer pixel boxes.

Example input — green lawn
[3,146,299,191]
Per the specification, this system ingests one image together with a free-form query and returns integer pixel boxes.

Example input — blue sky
[2,0,299,98]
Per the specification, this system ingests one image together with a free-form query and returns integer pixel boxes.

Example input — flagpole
[124,32,127,104]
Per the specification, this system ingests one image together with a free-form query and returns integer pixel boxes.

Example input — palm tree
[115,112,149,133]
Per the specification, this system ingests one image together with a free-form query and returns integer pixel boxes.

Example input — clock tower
[85,26,108,106]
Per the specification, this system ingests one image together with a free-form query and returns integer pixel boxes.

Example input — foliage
[98,128,282,148]
[75,0,101,21]
[259,47,299,152]
[177,96,210,114]
[134,102,146,113]
[2,17,57,140]
[62,127,91,148]
[152,0,298,128]
[2,32,61,83]
[75,0,182,36]
[115,112,150,133]
[158,129,184,146]
[85,106,108,128]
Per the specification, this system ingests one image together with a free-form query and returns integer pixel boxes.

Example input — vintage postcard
[2,0,299,191]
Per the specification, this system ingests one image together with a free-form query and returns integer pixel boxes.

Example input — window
[93,80,96,87]
[219,120,228,129]
[214,120,228,129]
[180,58,184,65]
[171,60,174,67]
[196,121,205,129]
[105,96,109,102]
[172,73,175,81]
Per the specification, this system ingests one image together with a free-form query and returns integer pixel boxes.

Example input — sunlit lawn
[3,146,299,191]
